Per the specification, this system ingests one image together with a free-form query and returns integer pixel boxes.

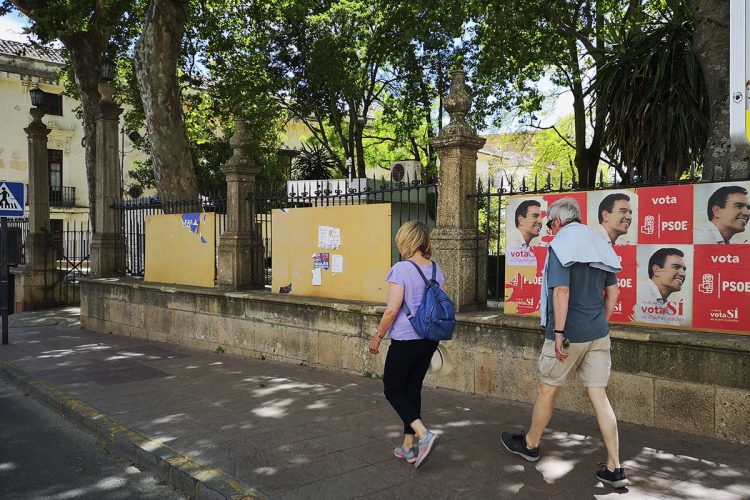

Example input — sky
[0,11,32,43]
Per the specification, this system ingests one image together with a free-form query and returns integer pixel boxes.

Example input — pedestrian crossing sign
[0,181,25,217]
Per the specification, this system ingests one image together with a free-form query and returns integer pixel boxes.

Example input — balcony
[50,186,76,207]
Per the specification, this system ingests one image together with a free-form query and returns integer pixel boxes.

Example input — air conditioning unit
[390,160,422,183]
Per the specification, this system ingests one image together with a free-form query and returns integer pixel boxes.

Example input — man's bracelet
[553,329,565,334]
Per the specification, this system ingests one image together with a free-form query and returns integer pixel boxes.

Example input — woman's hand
[368,336,382,354]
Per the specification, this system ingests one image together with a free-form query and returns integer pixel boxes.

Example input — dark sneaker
[596,464,629,488]
[500,431,539,462]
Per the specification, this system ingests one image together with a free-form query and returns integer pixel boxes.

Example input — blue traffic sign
[0,181,25,217]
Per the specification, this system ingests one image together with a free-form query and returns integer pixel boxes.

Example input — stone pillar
[24,107,53,271]
[430,70,487,311]
[16,107,56,310]
[217,119,265,289]
[90,82,124,277]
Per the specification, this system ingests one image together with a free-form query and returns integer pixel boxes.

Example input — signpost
[0,181,25,345]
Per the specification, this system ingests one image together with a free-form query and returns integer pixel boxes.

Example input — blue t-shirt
[386,260,446,341]
[545,248,617,343]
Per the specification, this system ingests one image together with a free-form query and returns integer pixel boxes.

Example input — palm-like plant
[291,143,339,180]
[593,6,708,182]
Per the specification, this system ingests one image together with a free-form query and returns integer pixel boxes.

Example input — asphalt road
[0,377,185,500]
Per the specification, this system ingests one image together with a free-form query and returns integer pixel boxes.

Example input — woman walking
[368,221,444,468]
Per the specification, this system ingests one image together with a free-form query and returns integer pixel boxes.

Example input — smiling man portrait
[695,185,750,244]
[596,193,633,245]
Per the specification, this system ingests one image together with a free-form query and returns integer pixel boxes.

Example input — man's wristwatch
[553,329,565,334]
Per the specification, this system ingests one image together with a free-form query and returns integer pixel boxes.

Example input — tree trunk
[58,33,104,231]
[134,0,198,203]
[688,0,750,180]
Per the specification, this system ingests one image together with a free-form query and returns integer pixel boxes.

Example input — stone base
[217,232,265,290]
[431,228,487,311]
[24,232,55,273]
[90,232,122,277]
[12,268,58,311]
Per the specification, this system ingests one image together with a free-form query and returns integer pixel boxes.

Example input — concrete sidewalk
[1,308,747,499]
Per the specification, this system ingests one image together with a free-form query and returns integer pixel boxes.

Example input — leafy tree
[469,0,656,188]
[593,4,708,182]
[291,143,337,180]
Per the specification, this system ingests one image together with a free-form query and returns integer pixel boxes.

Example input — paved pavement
[0,378,185,500]
[1,307,748,499]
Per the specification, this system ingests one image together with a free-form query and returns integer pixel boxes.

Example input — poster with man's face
[635,244,693,327]
[587,190,638,246]
[505,196,545,265]
[693,181,750,245]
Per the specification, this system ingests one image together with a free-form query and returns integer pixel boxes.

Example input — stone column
[217,119,264,289]
[24,107,53,272]
[16,107,56,310]
[430,70,487,311]
[90,82,124,277]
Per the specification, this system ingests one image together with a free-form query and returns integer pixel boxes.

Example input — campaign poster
[634,244,693,327]
[611,245,637,323]
[692,245,750,333]
[693,181,750,245]
[504,246,547,316]
[505,196,545,265]
[637,185,694,245]
[586,189,638,246]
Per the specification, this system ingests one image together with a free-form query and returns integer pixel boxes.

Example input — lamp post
[90,59,124,277]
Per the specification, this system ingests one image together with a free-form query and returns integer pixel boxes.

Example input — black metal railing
[6,217,28,265]
[44,220,91,305]
[249,176,438,286]
[50,186,76,207]
[471,168,750,303]
[115,195,227,277]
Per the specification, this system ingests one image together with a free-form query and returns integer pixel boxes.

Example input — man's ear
[711,204,721,220]
[651,264,660,277]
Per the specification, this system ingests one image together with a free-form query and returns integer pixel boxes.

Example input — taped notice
[317,225,341,249]
[312,267,322,286]
[331,254,343,274]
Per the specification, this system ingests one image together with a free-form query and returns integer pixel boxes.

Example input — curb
[0,360,266,500]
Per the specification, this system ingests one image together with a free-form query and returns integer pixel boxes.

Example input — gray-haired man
[501,197,628,489]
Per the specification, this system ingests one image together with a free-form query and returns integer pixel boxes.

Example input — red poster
[611,246,636,323]
[692,245,750,333]
[637,185,694,244]
[504,246,547,316]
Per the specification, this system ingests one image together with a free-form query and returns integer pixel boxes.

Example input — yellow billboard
[145,212,216,287]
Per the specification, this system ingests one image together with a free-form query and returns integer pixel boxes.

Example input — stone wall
[81,278,750,444]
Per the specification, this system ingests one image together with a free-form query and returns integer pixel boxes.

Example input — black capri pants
[383,338,439,435]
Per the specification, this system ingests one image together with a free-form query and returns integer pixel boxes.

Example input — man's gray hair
[548,197,581,225]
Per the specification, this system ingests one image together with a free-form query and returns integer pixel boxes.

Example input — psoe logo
[641,215,655,235]
[698,274,714,294]
[709,308,740,321]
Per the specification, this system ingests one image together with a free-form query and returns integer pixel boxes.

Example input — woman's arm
[369,282,405,354]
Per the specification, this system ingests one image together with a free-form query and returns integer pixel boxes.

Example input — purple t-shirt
[386,260,446,341]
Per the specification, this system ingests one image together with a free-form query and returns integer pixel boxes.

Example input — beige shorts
[537,336,611,387]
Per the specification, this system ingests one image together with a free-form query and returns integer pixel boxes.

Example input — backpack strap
[431,261,436,282]
[400,260,432,319]
[405,260,430,286]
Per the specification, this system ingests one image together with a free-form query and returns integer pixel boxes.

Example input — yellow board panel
[144,212,215,287]
[272,204,392,302]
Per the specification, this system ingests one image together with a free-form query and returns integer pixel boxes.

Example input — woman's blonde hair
[395,221,431,259]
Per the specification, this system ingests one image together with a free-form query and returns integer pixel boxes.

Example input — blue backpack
[400,260,456,341]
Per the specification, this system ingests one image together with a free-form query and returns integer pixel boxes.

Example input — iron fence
[471,168,750,303]
[115,196,227,277]
[44,220,91,305]
[249,177,438,286]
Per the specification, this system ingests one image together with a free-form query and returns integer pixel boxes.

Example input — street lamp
[100,59,116,83]
[29,87,45,108]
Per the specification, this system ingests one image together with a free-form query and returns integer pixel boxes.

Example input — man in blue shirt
[501,198,628,489]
